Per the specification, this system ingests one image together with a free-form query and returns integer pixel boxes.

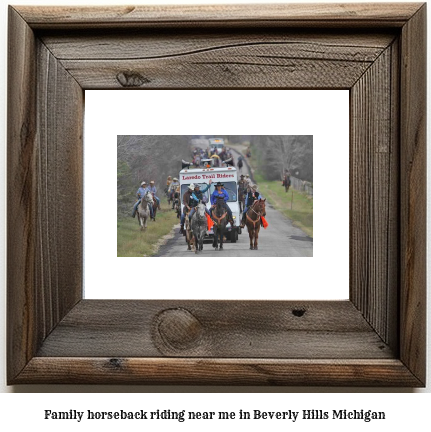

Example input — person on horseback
[188,181,212,220]
[169,177,180,208]
[282,170,291,193]
[179,184,194,234]
[132,181,154,218]
[179,181,212,234]
[237,155,244,169]
[238,174,247,194]
[210,182,235,226]
[240,184,260,228]
[148,180,161,210]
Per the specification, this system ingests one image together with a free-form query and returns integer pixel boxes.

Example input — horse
[191,203,207,253]
[212,196,229,250]
[238,186,246,214]
[151,193,158,221]
[237,157,243,173]
[245,198,266,250]
[283,174,291,193]
[184,208,196,252]
[137,191,153,231]
[173,192,181,219]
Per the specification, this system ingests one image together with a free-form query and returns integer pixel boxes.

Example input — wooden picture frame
[7,3,426,386]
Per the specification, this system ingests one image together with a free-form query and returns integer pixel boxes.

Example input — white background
[0,0,430,426]
[85,90,349,300]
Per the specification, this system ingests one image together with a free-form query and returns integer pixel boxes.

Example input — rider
[132,181,154,219]
[179,184,194,234]
[165,175,172,194]
[188,181,212,220]
[210,182,235,226]
[238,174,247,196]
[169,177,180,208]
[282,170,291,193]
[179,181,212,234]
[240,184,260,228]
[148,180,161,210]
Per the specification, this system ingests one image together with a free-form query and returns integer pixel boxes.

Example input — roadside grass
[230,144,313,238]
[117,200,179,257]
[255,174,313,238]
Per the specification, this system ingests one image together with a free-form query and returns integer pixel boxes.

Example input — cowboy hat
[150,180,155,184]
[141,181,147,186]
[215,182,224,187]
[188,183,195,190]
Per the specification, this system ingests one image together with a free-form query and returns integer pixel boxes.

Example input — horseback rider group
[168,177,180,208]
[179,180,237,234]
[131,163,266,241]
[132,180,161,219]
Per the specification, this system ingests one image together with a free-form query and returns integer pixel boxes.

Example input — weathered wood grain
[40,30,395,89]
[58,41,390,89]
[35,40,84,338]
[399,3,427,385]
[40,31,395,60]
[7,6,83,383]
[7,6,38,382]
[15,358,423,386]
[36,300,394,359]
[16,3,423,29]
[350,45,398,347]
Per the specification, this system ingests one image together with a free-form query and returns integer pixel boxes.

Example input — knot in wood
[292,308,306,317]
[116,71,150,87]
[155,308,203,351]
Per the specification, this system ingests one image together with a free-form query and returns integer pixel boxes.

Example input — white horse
[137,191,153,231]
[191,203,207,253]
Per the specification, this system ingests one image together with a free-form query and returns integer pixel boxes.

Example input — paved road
[157,145,312,257]
[157,203,312,257]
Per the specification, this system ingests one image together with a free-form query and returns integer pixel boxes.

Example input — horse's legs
[187,230,191,250]
[213,227,218,249]
[249,229,254,250]
[254,229,259,250]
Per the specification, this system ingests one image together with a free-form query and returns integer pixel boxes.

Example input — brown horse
[212,197,228,250]
[238,183,246,214]
[151,193,158,221]
[245,199,266,250]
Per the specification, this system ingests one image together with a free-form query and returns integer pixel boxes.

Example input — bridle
[195,204,207,223]
[212,199,227,226]
[246,200,265,228]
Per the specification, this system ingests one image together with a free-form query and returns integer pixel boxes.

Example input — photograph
[117,135,313,257]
